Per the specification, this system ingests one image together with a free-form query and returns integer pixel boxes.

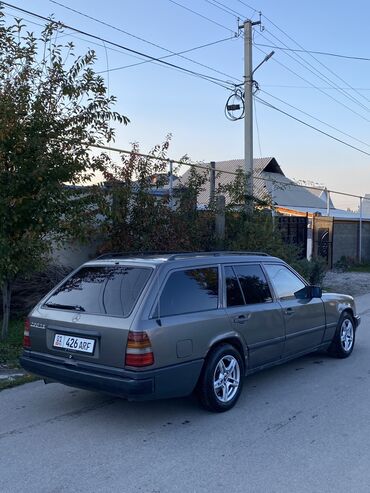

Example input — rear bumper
[20,351,203,401]
[354,315,361,328]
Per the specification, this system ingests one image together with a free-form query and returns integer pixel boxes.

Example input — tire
[197,343,244,413]
[328,312,356,359]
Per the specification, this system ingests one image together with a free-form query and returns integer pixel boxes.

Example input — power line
[203,0,244,19]
[254,44,370,123]
[260,15,370,106]
[262,85,370,91]
[254,42,370,62]
[50,0,240,82]
[203,0,239,18]
[0,1,235,90]
[255,95,370,158]
[1,6,149,63]
[167,0,236,34]
[236,0,260,15]
[237,0,370,107]
[257,29,370,114]
[259,89,370,148]
[96,37,240,80]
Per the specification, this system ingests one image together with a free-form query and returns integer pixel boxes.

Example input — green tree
[97,137,215,254]
[0,13,128,338]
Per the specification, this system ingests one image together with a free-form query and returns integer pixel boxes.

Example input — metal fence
[92,143,370,264]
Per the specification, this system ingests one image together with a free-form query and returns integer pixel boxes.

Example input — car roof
[84,251,283,268]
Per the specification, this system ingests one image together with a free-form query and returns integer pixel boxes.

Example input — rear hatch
[28,263,153,368]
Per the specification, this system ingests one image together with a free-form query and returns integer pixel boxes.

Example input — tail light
[23,318,31,348]
[125,331,154,367]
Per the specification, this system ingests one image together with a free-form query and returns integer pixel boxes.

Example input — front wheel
[328,313,355,358]
[197,344,244,412]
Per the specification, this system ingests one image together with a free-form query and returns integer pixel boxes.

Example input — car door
[143,265,232,370]
[224,264,285,369]
[263,263,326,357]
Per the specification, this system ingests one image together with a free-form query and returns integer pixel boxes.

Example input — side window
[155,267,219,317]
[264,264,305,300]
[225,266,245,307]
[233,264,272,304]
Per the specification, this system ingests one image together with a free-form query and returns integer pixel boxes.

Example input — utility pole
[244,19,253,213]
[243,19,262,213]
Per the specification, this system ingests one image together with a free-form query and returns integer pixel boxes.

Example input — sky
[3,0,370,210]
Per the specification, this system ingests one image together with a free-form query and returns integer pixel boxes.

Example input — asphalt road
[2,294,370,493]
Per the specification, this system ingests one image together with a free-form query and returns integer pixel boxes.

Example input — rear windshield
[44,266,152,317]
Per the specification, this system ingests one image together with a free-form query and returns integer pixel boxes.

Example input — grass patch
[0,318,24,368]
[349,263,370,273]
[0,373,39,392]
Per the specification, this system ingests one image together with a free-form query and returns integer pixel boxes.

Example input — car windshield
[44,265,152,316]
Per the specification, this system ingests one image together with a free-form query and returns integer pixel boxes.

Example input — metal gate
[277,216,307,259]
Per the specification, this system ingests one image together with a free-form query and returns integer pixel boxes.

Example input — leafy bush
[0,319,23,367]
[1,264,72,317]
[334,256,355,272]
[224,210,300,263]
[293,257,327,286]
[97,139,320,283]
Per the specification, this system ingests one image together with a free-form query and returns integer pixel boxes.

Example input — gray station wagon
[20,252,360,412]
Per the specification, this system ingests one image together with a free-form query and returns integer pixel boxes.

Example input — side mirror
[295,285,322,299]
[309,285,322,298]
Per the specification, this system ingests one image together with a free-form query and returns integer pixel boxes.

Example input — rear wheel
[197,343,244,412]
[328,313,355,358]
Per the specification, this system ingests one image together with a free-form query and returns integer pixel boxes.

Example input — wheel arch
[205,333,248,374]
[341,307,355,320]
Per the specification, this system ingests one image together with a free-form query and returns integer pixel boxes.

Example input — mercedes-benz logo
[72,314,81,323]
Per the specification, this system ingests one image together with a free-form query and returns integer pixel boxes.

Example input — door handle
[233,315,248,324]
[285,307,294,316]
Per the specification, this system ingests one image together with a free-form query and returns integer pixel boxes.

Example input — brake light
[23,318,31,348]
[125,331,154,367]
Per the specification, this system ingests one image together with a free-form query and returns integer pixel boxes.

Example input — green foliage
[0,318,24,367]
[293,256,327,286]
[7,265,72,317]
[334,256,355,272]
[334,256,370,273]
[98,137,216,254]
[97,140,312,283]
[0,11,128,338]
[223,210,299,260]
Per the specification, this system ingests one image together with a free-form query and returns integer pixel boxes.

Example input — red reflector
[23,318,31,348]
[125,331,154,367]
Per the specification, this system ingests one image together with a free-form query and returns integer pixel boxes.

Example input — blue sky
[4,0,370,209]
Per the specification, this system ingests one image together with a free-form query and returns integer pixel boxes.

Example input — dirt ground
[323,270,370,297]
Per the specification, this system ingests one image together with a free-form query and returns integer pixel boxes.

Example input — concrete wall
[312,217,370,266]
[332,221,358,264]
[51,238,103,269]
[360,222,370,262]
[330,220,370,265]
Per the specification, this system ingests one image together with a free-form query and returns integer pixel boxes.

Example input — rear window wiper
[44,303,86,312]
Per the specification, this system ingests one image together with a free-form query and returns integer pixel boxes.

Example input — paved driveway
[1,294,370,493]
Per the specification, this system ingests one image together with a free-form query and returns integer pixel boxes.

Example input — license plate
[53,334,95,354]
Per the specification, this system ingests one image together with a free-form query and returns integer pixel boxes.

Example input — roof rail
[95,251,187,260]
[96,250,270,261]
[166,251,270,260]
